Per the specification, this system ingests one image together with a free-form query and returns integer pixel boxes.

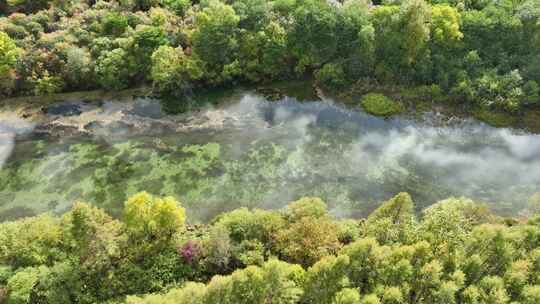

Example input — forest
[1,192,540,304]
[0,0,539,114]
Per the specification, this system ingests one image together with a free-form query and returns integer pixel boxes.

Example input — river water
[1,85,540,222]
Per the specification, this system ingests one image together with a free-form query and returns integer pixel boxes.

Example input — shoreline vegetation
[4,80,540,133]
[2,192,540,303]
[1,0,540,118]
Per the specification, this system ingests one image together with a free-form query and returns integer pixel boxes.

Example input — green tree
[287,197,329,221]
[0,215,64,269]
[95,48,136,90]
[237,21,289,82]
[6,266,49,304]
[150,45,203,96]
[102,13,129,37]
[333,288,361,304]
[302,255,351,304]
[123,192,186,241]
[0,31,19,76]
[192,0,240,83]
[132,26,169,75]
[289,0,339,73]
[363,192,416,244]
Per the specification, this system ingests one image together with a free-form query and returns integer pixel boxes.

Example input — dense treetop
[0,0,539,113]
[1,192,540,303]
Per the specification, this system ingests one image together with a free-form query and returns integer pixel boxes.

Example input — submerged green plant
[361,93,403,116]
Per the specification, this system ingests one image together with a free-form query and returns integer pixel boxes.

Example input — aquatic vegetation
[361,93,403,116]
[471,107,519,128]
[2,93,540,222]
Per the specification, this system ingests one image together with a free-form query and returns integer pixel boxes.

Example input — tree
[276,216,341,267]
[418,197,493,250]
[204,259,304,304]
[123,192,186,241]
[6,266,49,304]
[338,0,375,79]
[63,46,94,90]
[302,255,351,304]
[150,45,203,96]
[316,63,347,90]
[132,25,169,75]
[340,238,388,293]
[400,0,431,66]
[429,4,463,87]
[0,31,19,76]
[95,48,136,90]
[289,0,339,73]
[287,197,329,221]
[333,288,361,304]
[0,214,64,269]
[237,21,289,82]
[363,192,416,244]
[191,0,240,83]
[126,282,207,304]
[102,12,129,37]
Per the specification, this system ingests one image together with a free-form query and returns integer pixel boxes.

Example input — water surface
[1,86,539,221]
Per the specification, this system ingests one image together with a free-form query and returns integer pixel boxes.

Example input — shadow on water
[1,82,540,222]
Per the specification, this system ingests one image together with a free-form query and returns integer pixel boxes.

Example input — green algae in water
[2,88,540,222]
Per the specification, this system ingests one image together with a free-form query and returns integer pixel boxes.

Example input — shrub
[32,71,64,95]
[361,93,403,116]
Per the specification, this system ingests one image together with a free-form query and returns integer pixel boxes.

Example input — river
[1,83,539,222]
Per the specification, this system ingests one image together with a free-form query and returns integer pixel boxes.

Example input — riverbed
[1,84,539,222]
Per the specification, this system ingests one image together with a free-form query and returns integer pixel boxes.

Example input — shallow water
[1,86,539,222]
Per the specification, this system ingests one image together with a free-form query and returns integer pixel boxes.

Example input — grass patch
[523,110,540,133]
[471,107,518,128]
[361,93,403,116]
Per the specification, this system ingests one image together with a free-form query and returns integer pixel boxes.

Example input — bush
[361,93,403,116]
[32,71,64,95]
